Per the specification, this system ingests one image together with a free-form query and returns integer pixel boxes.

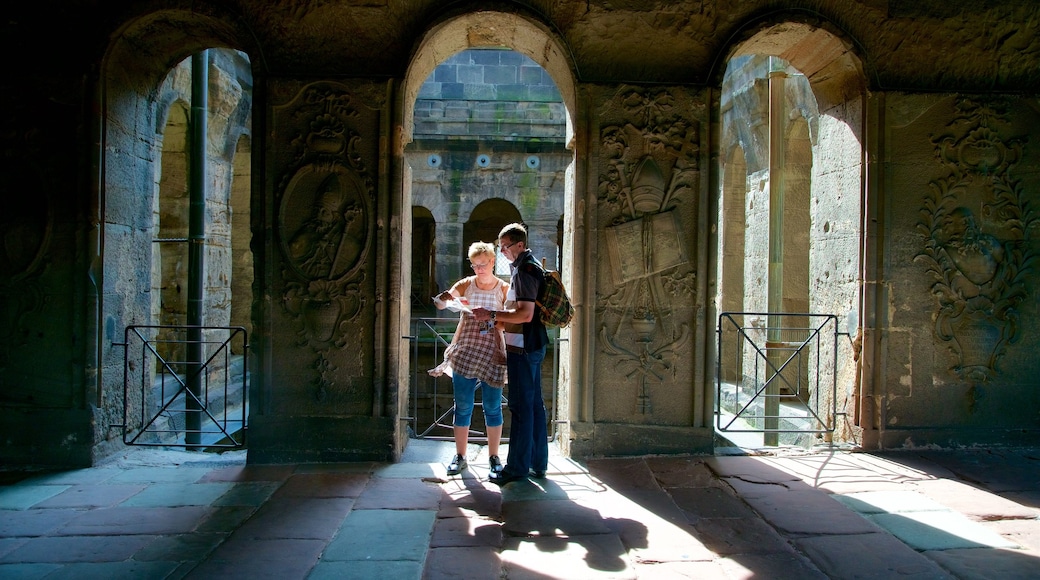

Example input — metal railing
[405,317,563,442]
[716,312,845,438]
[119,325,248,448]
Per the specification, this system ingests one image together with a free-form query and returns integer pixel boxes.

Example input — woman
[431,241,508,477]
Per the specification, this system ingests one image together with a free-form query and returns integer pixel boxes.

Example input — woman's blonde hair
[468,241,496,261]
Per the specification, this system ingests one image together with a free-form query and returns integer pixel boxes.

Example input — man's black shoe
[530,470,546,479]
[489,470,526,486]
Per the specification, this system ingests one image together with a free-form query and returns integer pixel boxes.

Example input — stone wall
[2,1,1040,467]
[409,49,568,296]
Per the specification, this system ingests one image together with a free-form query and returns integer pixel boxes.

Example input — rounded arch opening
[400,11,577,150]
[399,10,578,456]
[715,19,868,447]
[96,11,256,450]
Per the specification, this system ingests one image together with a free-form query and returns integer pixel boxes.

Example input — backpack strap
[520,257,544,303]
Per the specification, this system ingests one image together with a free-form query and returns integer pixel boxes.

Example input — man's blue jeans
[503,345,547,477]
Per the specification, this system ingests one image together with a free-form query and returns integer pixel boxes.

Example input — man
[473,222,549,485]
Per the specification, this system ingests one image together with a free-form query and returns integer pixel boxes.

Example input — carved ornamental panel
[270,81,382,407]
[916,98,1036,394]
[595,86,703,420]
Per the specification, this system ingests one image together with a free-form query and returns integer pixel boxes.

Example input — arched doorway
[100,24,254,451]
[398,12,579,454]
[714,22,868,448]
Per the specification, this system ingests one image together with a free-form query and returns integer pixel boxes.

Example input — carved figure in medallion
[288,174,361,279]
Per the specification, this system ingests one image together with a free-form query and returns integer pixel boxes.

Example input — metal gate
[406,317,563,442]
[119,325,248,449]
[716,312,846,443]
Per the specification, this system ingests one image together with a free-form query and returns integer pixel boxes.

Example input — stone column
[248,78,396,463]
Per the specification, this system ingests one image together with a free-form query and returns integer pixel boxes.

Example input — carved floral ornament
[916,98,1036,389]
[277,85,373,352]
[597,87,699,414]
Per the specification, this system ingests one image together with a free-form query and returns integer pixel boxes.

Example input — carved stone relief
[597,87,700,415]
[916,98,1036,392]
[274,83,375,400]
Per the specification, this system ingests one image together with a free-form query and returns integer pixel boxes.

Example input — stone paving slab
[793,532,955,579]
[587,492,716,563]
[668,485,757,520]
[0,538,26,560]
[501,497,614,537]
[643,456,724,488]
[133,530,227,562]
[0,485,70,510]
[16,468,120,486]
[197,463,296,483]
[0,535,154,563]
[430,511,503,547]
[0,562,63,579]
[717,551,830,580]
[231,497,354,540]
[120,481,235,507]
[0,509,80,538]
[59,506,212,536]
[501,534,635,579]
[690,515,800,556]
[25,560,182,579]
[351,476,445,510]
[195,506,256,533]
[738,488,884,535]
[606,488,693,528]
[309,559,423,580]
[925,546,1040,580]
[870,511,1019,550]
[271,472,369,498]
[984,518,1040,551]
[437,479,503,517]
[321,508,436,562]
[183,537,327,579]
[423,545,500,579]
[833,489,951,514]
[212,481,281,507]
[105,467,211,485]
[911,477,1040,520]
[31,484,145,509]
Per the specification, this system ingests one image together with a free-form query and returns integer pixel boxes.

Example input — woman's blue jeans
[452,373,504,428]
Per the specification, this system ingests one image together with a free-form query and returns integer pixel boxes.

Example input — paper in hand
[432,292,472,314]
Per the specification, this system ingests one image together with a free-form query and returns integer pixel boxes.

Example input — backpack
[532,261,574,328]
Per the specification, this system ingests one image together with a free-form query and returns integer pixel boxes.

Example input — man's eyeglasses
[470,261,491,270]
[500,241,518,252]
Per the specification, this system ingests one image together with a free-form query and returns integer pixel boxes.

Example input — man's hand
[472,307,491,321]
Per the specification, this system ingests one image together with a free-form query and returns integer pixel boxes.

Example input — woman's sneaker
[447,454,468,476]
[489,455,503,475]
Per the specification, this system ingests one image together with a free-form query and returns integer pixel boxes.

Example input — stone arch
[400,11,577,149]
[95,10,256,451]
[399,11,578,456]
[712,17,868,114]
[714,19,867,445]
[464,198,523,277]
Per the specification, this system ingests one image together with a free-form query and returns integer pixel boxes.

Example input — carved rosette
[915,98,1036,385]
[596,87,701,414]
[276,84,374,350]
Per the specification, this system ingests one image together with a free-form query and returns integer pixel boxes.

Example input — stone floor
[1,438,1038,579]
